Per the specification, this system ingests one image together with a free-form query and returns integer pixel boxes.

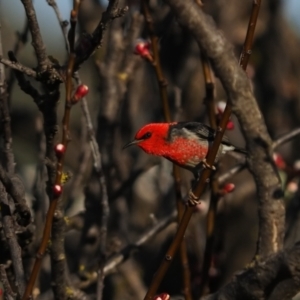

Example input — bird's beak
[122,139,140,150]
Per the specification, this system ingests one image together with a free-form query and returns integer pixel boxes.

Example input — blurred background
[1,0,300,299]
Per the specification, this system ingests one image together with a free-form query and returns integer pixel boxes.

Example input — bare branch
[144,0,262,297]
[6,19,29,95]
[0,26,15,175]
[22,2,81,298]
[272,128,300,150]
[46,0,70,52]
[0,186,26,297]
[218,127,300,185]
[74,0,128,69]
[141,1,192,298]
[20,0,49,71]
[201,243,300,300]
[78,210,177,288]
[0,164,31,225]
[165,0,281,260]
[105,209,176,274]
[0,56,36,78]
[0,265,16,300]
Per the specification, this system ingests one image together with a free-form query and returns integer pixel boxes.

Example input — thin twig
[105,209,177,274]
[143,0,261,297]
[0,56,37,78]
[218,164,245,185]
[201,52,216,129]
[22,2,81,299]
[67,117,91,206]
[75,47,110,300]
[217,127,300,186]
[75,75,101,175]
[74,0,128,69]
[172,88,192,298]
[6,19,29,96]
[272,128,300,150]
[141,1,192,298]
[199,0,261,294]
[141,0,171,123]
[199,43,218,297]
[199,13,218,294]
[73,73,110,300]
[46,0,70,52]
[78,210,177,289]
[68,1,80,53]
[199,178,218,296]
[82,12,142,299]
[239,0,262,69]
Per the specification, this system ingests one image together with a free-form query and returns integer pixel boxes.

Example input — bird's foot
[202,159,216,170]
[188,189,201,206]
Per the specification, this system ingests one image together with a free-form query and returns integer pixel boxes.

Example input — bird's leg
[201,158,216,170]
[188,189,201,205]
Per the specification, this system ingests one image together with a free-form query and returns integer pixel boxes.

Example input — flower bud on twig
[53,184,63,197]
[55,143,66,158]
[221,183,235,194]
[71,84,89,104]
[273,153,286,170]
[134,39,153,62]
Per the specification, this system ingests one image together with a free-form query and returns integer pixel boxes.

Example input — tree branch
[0,56,36,78]
[74,0,128,69]
[20,0,49,71]
[201,243,300,300]
[166,0,282,260]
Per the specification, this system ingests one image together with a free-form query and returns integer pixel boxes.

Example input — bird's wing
[170,122,231,144]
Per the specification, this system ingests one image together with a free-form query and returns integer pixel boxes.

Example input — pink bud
[287,181,298,193]
[53,184,63,197]
[134,39,153,61]
[222,183,235,194]
[154,294,170,300]
[226,120,235,130]
[55,143,66,157]
[72,84,89,103]
[273,153,286,169]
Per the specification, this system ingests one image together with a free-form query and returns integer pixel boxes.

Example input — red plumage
[124,122,246,175]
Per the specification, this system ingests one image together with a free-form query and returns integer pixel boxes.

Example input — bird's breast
[162,137,208,167]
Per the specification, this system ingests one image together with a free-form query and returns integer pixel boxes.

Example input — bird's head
[123,123,175,155]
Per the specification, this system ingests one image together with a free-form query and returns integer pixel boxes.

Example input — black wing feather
[169,122,231,145]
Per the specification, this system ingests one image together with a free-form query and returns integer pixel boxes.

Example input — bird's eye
[143,132,152,139]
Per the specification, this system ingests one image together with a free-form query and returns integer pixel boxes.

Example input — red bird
[124,122,246,176]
